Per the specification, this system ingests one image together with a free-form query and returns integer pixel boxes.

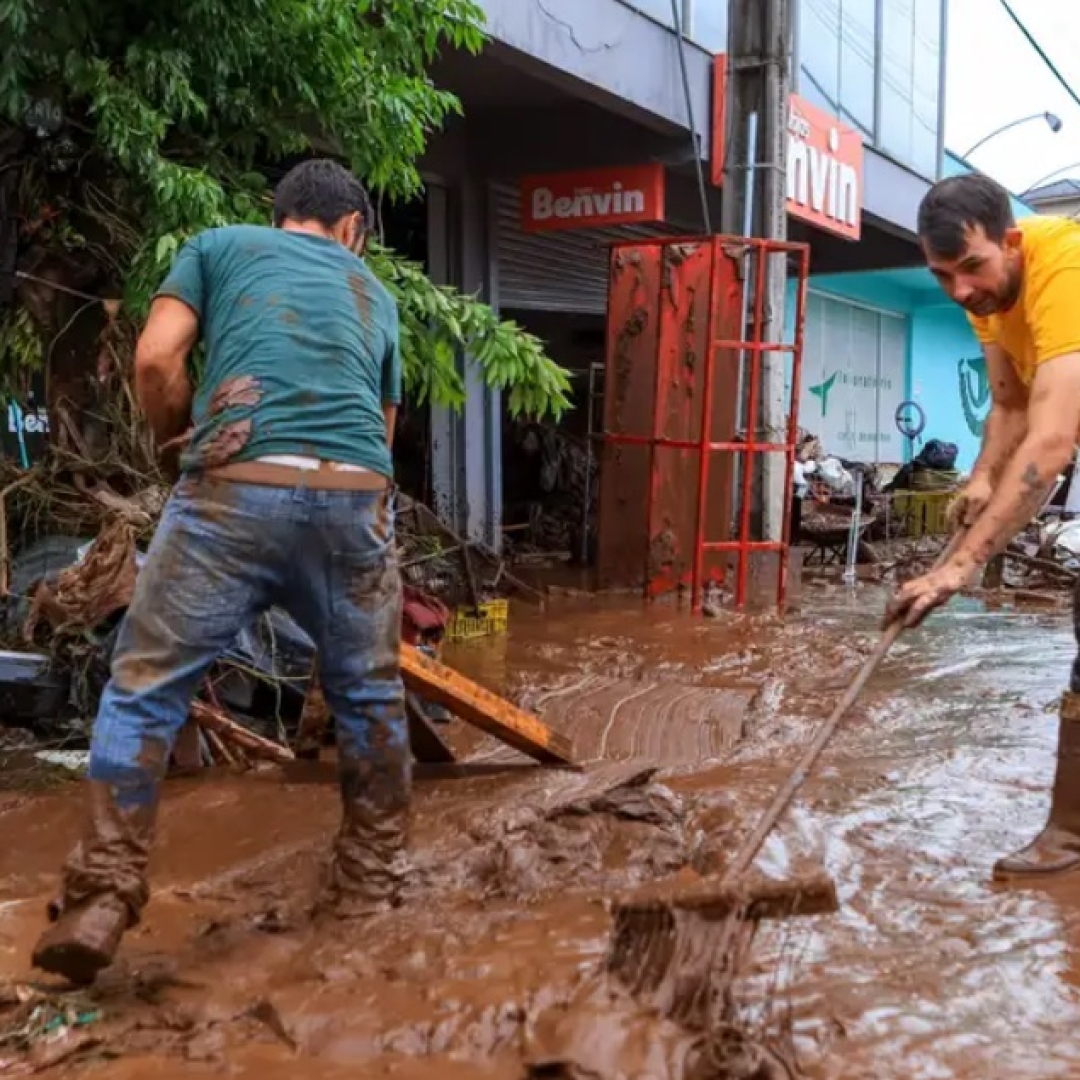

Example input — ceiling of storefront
[431,46,578,111]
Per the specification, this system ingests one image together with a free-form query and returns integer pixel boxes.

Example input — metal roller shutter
[799,291,908,463]
[491,182,674,315]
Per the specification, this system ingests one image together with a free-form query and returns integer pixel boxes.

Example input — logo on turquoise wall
[809,370,839,416]
[958,356,990,437]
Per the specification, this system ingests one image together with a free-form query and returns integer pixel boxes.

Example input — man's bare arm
[382,403,398,448]
[135,297,198,445]
[953,352,1080,570]
[970,343,1028,484]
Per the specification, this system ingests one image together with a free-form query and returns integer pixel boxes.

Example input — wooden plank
[405,692,458,764]
[612,868,838,922]
[399,644,575,766]
[191,701,295,765]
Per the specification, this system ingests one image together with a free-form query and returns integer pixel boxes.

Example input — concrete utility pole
[721,0,793,543]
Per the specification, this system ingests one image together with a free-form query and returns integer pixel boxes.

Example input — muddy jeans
[68,473,408,912]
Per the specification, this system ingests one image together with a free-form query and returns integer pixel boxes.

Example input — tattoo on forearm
[1020,462,1043,491]
[966,460,1052,566]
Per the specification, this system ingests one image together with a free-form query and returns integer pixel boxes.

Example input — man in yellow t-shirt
[887,173,1080,881]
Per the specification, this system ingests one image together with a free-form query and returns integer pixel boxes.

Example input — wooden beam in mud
[612,868,839,923]
[399,644,575,767]
[191,701,296,765]
[405,692,457,764]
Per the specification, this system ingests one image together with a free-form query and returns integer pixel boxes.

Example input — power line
[999,0,1080,115]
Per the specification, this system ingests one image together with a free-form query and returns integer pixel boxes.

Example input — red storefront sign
[786,94,864,241]
[710,55,865,241]
[519,164,666,233]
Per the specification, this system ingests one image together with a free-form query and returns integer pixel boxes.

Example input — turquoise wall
[909,304,985,473]
[807,275,921,314]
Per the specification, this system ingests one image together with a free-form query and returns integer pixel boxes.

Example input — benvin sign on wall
[786,95,863,241]
[710,56,864,242]
[518,164,666,234]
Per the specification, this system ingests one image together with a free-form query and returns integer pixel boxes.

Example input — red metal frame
[602,234,810,612]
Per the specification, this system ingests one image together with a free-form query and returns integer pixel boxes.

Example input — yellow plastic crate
[446,599,510,642]
[892,490,954,538]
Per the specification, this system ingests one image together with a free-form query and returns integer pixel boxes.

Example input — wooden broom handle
[723,530,966,883]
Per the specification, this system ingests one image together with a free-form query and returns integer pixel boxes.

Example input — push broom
[607,532,965,1025]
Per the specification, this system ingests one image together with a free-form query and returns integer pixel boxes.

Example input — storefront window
[800,293,908,463]
[619,0,725,53]
[685,0,727,54]
[799,0,943,179]
[620,0,676,29]
[880,0,915,164]
[800,0,841,106]
[910,0,942,177]
[840,0,877,134]
[879,0,942,177]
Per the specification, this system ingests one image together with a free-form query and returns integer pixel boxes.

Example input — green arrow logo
[809,370,839,417]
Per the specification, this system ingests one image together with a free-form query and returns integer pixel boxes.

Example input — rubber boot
[319,746,411,919]
[32,781,156,984]
[993,692,1080,881]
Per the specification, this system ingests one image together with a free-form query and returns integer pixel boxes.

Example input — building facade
[1025,178,1080,218]
[409,0,954,546]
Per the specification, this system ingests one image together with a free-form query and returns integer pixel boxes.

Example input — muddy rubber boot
[32,781,156,984]
[319,749,411,919]
[994,692,1080,881]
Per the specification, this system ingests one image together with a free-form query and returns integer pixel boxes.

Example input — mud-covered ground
[1,582,1079,1078]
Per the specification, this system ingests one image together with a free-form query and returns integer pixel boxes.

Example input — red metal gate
[596,234,809,611]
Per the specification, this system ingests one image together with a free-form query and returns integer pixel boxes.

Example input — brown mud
[1,582,1079,1077]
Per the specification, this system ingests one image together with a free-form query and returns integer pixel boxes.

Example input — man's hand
[884,560,975,629]
[947,473,993,530]
[158,427,193,482]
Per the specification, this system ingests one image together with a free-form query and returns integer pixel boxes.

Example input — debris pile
[793,429,963,571]
[397,493,543,609]
[0,474,546,784]
[503,421,597,563]
[0,982,103,1073]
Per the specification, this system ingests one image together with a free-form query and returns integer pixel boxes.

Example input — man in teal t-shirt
[157,216,401,476]
[33,160,409,985]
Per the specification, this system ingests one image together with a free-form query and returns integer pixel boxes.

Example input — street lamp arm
[963,111,1063,158]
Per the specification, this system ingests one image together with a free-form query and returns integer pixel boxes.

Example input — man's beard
[965,265,1022,316]
[998,264,1022,309]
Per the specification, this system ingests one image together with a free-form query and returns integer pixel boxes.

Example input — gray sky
[946,0,1080,195]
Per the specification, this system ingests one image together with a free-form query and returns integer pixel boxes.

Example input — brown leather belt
[204,461,389,491]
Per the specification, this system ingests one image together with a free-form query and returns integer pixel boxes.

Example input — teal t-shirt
[156,224,401,477]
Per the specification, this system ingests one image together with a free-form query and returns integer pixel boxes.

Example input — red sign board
[519,164,666,233]
[786,94,864,241]
[710,54,728,188]
[709,55,865,242]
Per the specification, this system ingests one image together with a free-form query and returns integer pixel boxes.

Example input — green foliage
[0,307,44,378]
[367,244,571,417]
[2,0,571,419]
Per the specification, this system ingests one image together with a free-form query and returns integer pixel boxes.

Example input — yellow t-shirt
[968,215,1080,385]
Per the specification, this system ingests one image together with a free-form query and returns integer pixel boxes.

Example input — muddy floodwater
[1,582,1079,1078]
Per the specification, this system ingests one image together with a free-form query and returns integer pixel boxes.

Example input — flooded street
[2,583,1079,1077]
[767,588,1080,1079]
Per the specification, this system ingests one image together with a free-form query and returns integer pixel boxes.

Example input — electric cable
[999,0,1080,115]
[670,0,713,232]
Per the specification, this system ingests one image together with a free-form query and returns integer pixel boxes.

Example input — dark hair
[272,159,374,232]
[917,174,1015,258]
